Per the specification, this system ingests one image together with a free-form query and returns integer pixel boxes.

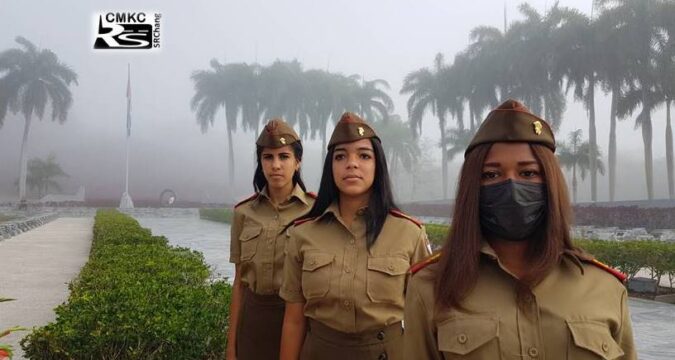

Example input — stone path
[0,217,93,359]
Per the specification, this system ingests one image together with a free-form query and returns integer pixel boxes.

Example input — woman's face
[261,145,300,191]
[332,138,376,198]
[481,142,544,185]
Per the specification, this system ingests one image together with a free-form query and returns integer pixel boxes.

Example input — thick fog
[0,0,670,204]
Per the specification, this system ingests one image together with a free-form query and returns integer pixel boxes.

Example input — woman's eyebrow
[357,147,374,152]
[483,162,501,167]
[517,161,539,166]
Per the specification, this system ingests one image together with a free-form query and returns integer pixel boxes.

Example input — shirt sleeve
[279,226,305,303]
[616,287,637,360]
[404,275,441,360]
[229,208,245,264]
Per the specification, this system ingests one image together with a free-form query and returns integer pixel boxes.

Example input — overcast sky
[0,0,670,203]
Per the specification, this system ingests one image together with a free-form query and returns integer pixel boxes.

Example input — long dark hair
[253,141,307,193]
[289,138,397,248]
[434,143,580,311]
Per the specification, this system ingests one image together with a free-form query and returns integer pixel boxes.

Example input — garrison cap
[328,112,380,148]
[465,99,556,156]
[256,118,300,148]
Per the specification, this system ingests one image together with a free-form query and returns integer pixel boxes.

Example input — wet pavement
[136,216,675,359]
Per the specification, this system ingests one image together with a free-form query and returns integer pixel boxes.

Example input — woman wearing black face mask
[403,100,636,360]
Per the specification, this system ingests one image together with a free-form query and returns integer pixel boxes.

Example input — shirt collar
[256,183,308,207]
[290,183,310,206]
[479,240,499,260]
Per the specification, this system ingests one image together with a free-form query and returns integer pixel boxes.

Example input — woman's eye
[262,155,273,160]
[280,154,290,160]
[521,170,540,178]
[481,171,499,180]
[334,154,345,161]
[359,153,372,160]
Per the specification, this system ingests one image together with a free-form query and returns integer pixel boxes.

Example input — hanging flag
[126,64,132,137]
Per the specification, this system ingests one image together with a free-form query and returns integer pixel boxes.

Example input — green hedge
[199,208,234,224]
[422,223,675,287]
[21,210,231,359]
[575,239,675,286]
[425,223,449,248]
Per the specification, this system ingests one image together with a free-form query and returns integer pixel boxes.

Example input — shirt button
[349,239,355,245]
[602,342,609,352]
[377,331,385,340]
[378,352,387,360]
[310,259,316,265]
[345,267,351,273]
[457,334,467,344]
[343,300,350,307]
[387,264,394,271]
[528,347,539,358]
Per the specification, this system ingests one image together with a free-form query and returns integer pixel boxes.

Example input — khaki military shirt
[280,202,431,333]
[404,242,636,360]
[229,184,314,295]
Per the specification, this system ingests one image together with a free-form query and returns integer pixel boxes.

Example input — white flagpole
[120,63,134,209]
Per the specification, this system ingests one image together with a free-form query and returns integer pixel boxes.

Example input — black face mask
[479,179,547,241]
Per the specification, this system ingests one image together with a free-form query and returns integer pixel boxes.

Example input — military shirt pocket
[437,316,501,359]
[567,320,624,360]
[239,225,262,261]
[301,252,334,299]
[366,256,409,304]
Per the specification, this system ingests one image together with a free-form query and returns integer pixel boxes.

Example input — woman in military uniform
[404,100,636,360]
[279,112,431,360]
[226,118,315,360]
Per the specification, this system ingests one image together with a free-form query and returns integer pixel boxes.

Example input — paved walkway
[0,217,93,359]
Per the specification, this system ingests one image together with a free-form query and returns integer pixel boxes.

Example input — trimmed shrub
[425,223,449,248]
[199,208,233,224]
[419,222,675,288]
[21,210,231,359]
[575,239,675,287]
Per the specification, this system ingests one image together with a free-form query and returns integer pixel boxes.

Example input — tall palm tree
[305,71,360,160]
[237,63,262,139]
[595,4,632,202]
[597,0,666,200]
[654,1,675,199]
[25,153,69,197]
[0,36,78,204]
[442,127,477,163]
[375,114,420,175]
[553,7,604,202]
[401,53,454,199]
[259,60,310,137]
[461,27,502,130]
[502,3,567,130]
[190,59,242,186]
[558,129,606,203]
[354,78,393,123]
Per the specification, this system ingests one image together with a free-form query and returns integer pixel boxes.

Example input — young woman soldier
[279,112,431,360]
[226,119,315,360]
[404,100,636,360]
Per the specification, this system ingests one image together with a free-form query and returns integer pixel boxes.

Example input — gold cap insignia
[358,126,365,136]
[533,121,542,135]
[280,137,286,145]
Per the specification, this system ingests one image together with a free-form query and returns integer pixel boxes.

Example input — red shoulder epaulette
[389,209,423,228]
[234,193,258,208]
[306,191,317,199]
[582,258,627,283]
[293,217,316,227]
[409,252,442,275]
